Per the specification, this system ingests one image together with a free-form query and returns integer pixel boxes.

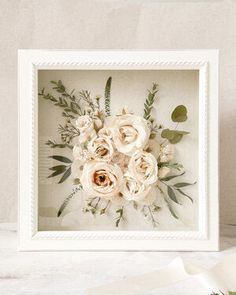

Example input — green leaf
[104,77,112,116]
[176,189,193,203]
[171,105,188,122]
[161,129,189,144]
[143,83,158,121]
[167,186,180,204]
[48,165,67,178]
[174,181,196,188]
[159,162,183,171]
[160,172,185,181]
[164,197,179,219]
[161,129,174,140]
[48,169,66,178]
[49,155,72,163]
[115,207,124,227]
[229,292,236,295]
[58,167,71,184]
[49,165,67,171]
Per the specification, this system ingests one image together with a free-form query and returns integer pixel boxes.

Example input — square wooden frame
[18,50,219,251]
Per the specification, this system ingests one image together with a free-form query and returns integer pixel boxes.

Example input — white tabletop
[0,223,235,295]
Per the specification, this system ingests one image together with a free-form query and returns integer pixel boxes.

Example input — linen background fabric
[38,69,199,231]
[0,0,235,224]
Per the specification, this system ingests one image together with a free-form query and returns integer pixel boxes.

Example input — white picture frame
[18,50,219,251]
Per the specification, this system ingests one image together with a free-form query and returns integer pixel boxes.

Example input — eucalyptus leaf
[177,189,193,203]
[49,155,72,163]
[174,182,196,188]
[48,169,66,178]
[49,165,67,172]
[167,186,180,204]
[164,197,179,219]
[159,162,183,171]
[161,129,175,140]
[161,129,189,144]
[58,167,71,184]
[171,105,188,122]
[160,172,185,181]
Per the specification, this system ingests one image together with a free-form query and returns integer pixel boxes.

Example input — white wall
[0,0,235,224]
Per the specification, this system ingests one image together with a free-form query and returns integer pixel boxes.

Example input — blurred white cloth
[86,254,236,294]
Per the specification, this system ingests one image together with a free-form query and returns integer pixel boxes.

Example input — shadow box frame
[18,50,219,251]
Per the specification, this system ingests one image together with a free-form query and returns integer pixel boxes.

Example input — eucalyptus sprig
[159,162,183,171]
[156,185,179,219]
[161,105,189,144]
[159,174,196,204]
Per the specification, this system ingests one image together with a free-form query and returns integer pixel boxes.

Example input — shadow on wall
[220,105,236,226]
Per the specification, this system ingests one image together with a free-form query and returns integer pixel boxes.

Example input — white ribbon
[85,254,236,294]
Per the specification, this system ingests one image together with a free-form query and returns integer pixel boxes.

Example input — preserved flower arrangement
[39,77,196,228]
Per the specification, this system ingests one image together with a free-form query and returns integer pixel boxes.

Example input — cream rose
[121,175,151,203]
[159,144,175,163]
[87,135,114,162]
[80,161,123,199]
[105,114,150,156]
[75,115,96,143]
[128,150,158,185]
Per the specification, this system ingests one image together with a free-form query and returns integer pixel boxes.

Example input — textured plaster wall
[0,0,235,224]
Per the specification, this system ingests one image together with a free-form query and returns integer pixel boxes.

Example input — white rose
[87,135,114,161]
[158,166,171,179]
[105,114,150,156]
[121,175,151,203]
[159,144,175,163]
[80,161,123,199]
[128,150,158,185]
[75,115,96,143]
